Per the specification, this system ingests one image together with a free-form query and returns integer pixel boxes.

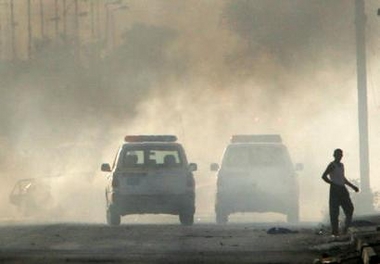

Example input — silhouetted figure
[124,154,138,168]
[164,155,176,167]
[322,149,359,236]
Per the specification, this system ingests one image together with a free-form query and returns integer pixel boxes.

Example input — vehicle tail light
[186,175,195,188]
[112,177,119,188]
[111,192,117,203]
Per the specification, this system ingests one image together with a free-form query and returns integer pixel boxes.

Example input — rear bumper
[215,192,298,215]
[110,193,195,216]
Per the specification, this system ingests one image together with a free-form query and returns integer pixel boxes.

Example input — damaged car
[9,177,54,216]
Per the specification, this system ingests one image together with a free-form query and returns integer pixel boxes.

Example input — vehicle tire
[106,205,121,226]
[179,211,194,226]
[215,210,228,224]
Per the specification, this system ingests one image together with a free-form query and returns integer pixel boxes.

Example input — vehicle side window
[118,150,144,169]
[111,148,121,170]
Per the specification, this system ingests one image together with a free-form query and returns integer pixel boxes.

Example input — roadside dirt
[0,222,340,263]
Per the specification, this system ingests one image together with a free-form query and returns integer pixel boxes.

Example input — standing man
[322,149,359,236]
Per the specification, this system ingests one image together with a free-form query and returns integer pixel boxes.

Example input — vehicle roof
[122,142,183,147]
[228,142,285,147]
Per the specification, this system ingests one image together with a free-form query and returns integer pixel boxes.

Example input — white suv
[211,135,302,224]
[101,135,197,226]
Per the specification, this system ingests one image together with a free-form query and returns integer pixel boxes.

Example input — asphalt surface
[0,221,334,264]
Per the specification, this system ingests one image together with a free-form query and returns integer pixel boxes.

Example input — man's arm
[344,178,359,192]
[322,163,333,184]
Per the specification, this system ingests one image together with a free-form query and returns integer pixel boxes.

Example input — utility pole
[10,0,15,61]
[39,0,44,39]
[63,0,67,41]
[74,0,80,59]
[0,17,2,62]
[27,0,32,60]
[54,0,59,38]
[355,0,373,213]
[96,1,101,41]
[90,0,95,39]
[0,1,3,61]
[105,1,128,53]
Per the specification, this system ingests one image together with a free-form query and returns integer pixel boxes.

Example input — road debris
[266,227,299,234]
[312,224,380,263]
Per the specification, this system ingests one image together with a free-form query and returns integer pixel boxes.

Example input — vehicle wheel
[216,210,228,224]
[106,206,121,226]
[179,212,194,226]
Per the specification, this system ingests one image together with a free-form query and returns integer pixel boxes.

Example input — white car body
[211,135,302,224]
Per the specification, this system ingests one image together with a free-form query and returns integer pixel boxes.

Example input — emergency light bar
[230,134,282,143]
[124,135,177,142]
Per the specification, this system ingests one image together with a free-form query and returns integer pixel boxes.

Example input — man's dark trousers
[329,184,354,235]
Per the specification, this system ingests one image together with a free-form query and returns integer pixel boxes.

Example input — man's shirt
[327,161,345,186]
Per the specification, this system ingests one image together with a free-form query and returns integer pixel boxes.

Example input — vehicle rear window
[117,145,183,169]
[223,145,291,168]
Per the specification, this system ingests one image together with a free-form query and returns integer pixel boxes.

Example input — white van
[210,135,302,224]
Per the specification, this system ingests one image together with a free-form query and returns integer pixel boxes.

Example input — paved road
[0,222,329,263]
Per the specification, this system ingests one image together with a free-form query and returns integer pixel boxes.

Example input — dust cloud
[1,0,380,224]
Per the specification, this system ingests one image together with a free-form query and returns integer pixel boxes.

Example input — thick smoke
[1,0,380,223]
